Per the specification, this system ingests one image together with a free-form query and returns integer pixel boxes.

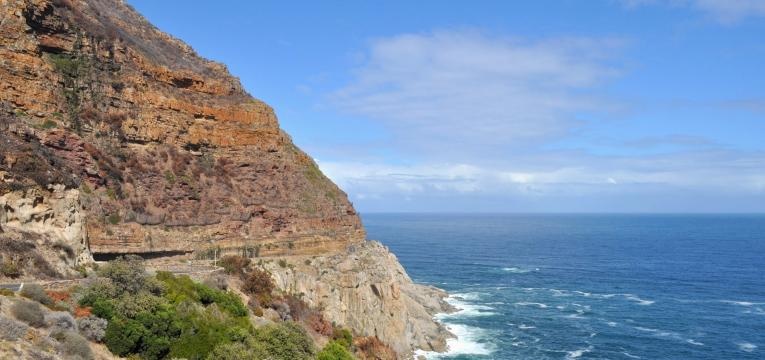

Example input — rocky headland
[0,0,452,358]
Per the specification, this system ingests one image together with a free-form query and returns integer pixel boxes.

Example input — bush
[158,272,247,317]
[115,292,165,318]
[20,284,53,306]
[219,255,250,275]
[318,340,355,360]
[1,260,21,278]
[104,317,146,357]
[46,311,76,332]
[277,259,288,268]
[98,255,147,294]
[242,268,275,304]
[90,298,116,320]
[12,300,45,327]
[77,278,117,306]
[0,314,29,340]
[107,213,121,225]
[54,330,93,360]
[332,328,354,349]
[252,321,315,360]
[77,316,107,342]
[203,273,228,291]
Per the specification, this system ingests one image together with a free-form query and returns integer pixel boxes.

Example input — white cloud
[317,30,765,212]
[330,31,622,159]
[318,149,765,202]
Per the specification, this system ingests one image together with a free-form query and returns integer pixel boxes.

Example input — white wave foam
[550,289,570,297]
[502,266,537,273]
[451,292,483,301]
[565,346,593,359]
[625,295,655,306]
[607,321,618,327]
[736,342,757,352]
[635,326,674,337]
[414,324,494,359]
[623,352,641,359]
[634,326,705,346]
[721,300,765,306]
[518,324,536,329]
[514,302,549,309]
[438,295,496,319]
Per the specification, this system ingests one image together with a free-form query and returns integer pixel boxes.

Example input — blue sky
[128,0,765,213]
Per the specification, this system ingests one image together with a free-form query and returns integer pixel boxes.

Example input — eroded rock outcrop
[265,241,454,357]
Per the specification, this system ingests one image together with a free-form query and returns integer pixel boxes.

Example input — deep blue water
[363,214,765,360]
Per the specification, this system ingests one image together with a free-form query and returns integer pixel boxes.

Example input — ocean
[363,214,765,360]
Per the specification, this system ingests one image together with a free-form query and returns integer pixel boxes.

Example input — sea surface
[363,214,765,360]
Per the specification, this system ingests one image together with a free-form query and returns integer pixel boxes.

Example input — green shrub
[98,255,147,294]
[12,301,45,327]
[0,288,15,297]
[1,260,21,278]
[104,317,146,357]
[54,330,94,360]
[107,213,120,224]
[168,310,234,359]
[278,259,288,268]
[318,340,355,360]
[252,321,315,360]
[90,298,116,320]
[159,272,247,317]
[115,292,165,318]
[332,327,354,349]
[20,284,53,306]
[77,278,118,320]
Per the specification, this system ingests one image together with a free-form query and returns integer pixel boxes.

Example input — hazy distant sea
[363,214,765,360]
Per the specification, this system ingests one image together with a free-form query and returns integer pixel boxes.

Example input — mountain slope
[0,0,451,356]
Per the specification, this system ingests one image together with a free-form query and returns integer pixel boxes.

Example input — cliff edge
[0,0,450,356]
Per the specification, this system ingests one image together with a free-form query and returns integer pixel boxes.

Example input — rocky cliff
[0,0,450,357]
[1,0,363,259]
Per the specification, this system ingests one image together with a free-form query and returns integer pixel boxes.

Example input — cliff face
[0,0,363,259]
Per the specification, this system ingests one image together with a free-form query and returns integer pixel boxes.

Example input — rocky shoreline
[264,240,456,357]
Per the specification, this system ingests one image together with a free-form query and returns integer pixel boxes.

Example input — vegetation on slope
[0,253,380,359]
